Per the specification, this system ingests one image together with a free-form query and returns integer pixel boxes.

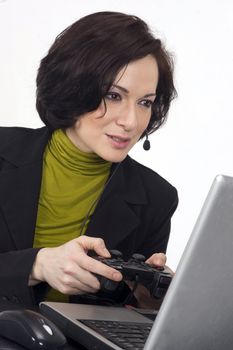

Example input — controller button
[131,253,146,262]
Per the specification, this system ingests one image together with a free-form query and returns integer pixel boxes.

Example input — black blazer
[0,126,178,308]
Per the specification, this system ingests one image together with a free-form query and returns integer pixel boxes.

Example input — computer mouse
[0,309,67,350]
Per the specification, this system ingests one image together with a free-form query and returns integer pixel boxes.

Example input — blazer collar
[0,127,51,166]
[0,127,148,249]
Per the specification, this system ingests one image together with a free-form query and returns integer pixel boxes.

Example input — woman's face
[66,54,159,162]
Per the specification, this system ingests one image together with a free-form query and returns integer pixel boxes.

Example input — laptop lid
[144,174,233,350]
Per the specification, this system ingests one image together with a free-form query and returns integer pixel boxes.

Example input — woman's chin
[99,150,129,163]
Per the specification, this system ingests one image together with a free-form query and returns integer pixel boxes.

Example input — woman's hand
[127,253,174,309]
[29,236,122,295]
[146,252,167,269]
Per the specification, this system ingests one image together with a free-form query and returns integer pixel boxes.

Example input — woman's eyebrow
[112,84,156,98]
[112,84,128,93]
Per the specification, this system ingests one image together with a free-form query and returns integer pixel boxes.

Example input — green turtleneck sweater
[33,129,111,301]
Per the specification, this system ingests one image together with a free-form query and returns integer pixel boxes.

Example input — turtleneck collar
[47,129,112,175]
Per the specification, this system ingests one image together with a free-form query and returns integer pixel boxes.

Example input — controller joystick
[109,249,123,259]
[131,253,146,262]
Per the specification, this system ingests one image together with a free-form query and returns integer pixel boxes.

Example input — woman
[0,11,178,309]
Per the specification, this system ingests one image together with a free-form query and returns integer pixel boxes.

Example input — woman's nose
[116,103,138,131]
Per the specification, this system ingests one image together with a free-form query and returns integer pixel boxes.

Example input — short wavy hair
[36,11,176,136]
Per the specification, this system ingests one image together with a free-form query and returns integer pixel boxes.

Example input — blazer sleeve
[0,205,49,307]
[0,246,49,309]
[0,128,50,309]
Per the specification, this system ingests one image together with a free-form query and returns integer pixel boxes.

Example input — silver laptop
[40,174,233,350]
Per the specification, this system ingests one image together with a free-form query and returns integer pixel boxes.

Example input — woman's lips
[106,134,131,149]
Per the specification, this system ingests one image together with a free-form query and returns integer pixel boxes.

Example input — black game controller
[94,250,172,299]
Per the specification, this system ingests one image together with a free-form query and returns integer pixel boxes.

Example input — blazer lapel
[85,158,148,248]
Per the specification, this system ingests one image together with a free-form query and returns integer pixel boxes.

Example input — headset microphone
[143,134,150,151]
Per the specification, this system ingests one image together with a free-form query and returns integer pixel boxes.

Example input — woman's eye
[105,92,121,101]
[140,99,153,108]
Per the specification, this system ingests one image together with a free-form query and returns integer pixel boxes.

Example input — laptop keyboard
[80,320,152,349]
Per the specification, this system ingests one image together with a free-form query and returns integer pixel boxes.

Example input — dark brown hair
[36,11,176,136]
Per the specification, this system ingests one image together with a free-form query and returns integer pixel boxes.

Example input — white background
[0,0,233,269]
